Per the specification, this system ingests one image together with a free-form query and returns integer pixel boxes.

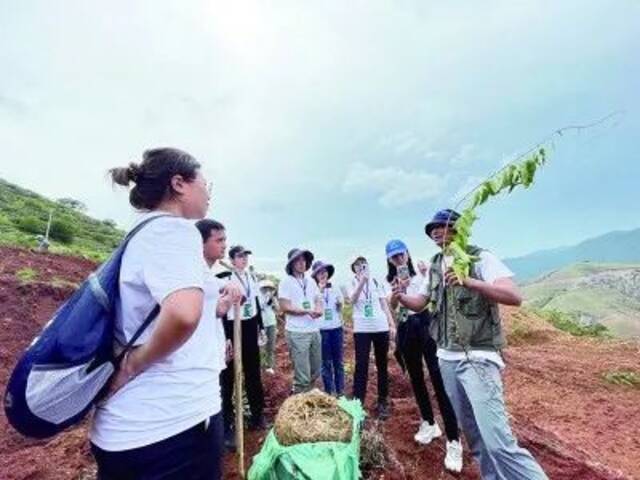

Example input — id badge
[364,301,374,318]
[302,300,311,310]
[324,308,333,321]
[243,302,253,318]
[398,306,408,323]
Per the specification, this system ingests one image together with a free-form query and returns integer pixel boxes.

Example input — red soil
[0,247,638,479]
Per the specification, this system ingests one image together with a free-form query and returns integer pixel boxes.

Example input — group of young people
[89,147,548,479]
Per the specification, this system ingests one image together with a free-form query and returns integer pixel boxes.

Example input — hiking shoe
[444,440,463,473]
[414,421,442,445]
[376,402,391,420]
[224,426,237,452]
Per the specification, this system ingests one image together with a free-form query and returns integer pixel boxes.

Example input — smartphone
[397,264,410,281]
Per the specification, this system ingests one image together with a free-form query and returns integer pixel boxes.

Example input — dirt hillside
[1,247,638,479]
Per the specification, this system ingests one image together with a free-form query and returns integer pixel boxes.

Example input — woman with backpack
[385,239,463,473]
[348,255,395,419]
[90,148,229,479]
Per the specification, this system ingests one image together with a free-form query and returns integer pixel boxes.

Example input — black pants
[221,316,264,427]
[397,314,459,441]
[91,413,223,480]
[353,331,389,405]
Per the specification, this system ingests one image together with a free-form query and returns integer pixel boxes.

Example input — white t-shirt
[91,212,225,451]
[319,286,344,331]
[226,270,261,321]
[434,250,514,368]
[278,274,321,333]
[260,292,278,328]
[349,277,389,333]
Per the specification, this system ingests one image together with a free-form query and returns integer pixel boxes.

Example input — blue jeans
[320,327,345,395]
[439,358,548,480]
[91,413,223,480]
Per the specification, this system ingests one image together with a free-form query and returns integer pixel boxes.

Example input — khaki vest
[427,246,505,352]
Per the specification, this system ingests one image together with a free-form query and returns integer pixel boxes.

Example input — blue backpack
[3,215,167,438]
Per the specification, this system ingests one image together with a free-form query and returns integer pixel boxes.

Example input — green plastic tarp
[248,397,366,480]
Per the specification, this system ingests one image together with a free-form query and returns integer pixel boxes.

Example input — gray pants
[286,330,322,394]
[439,357,548,480]
[263,325,277,369]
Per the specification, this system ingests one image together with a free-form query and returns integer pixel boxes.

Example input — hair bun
[127,163,141,183]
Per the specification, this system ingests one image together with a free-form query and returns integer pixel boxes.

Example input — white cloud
[449,143,481,166]
[342,162,445,207]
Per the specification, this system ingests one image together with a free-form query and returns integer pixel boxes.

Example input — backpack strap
[113,304,160,366]
[111,214,174,367]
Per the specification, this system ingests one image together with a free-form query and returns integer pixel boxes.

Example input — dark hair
[386,254,417,283]
[351,256,367,273]
[195,219,225,242]
[109,148,201,210]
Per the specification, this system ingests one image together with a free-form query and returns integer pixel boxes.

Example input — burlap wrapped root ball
[274,389,353,446]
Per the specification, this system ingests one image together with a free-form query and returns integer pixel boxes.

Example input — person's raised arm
[447,272,522,306]
[397,293,429,312]
[349,276,367,304]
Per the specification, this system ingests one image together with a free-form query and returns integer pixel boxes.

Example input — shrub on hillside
[15,216,46,235]
[541,309,610,338]
[101,219,117,228]
[50,219,75,244]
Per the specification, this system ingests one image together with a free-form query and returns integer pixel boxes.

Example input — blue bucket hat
[311,260,335,280]
[424,209,461,237]
[385,239,408,259]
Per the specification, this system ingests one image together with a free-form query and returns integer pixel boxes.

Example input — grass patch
[16,267,38,283]
[603,370,640,389]
[538,309,610,338]
[508,315,536,345]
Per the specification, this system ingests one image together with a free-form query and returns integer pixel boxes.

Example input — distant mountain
[505,228,640,281]
[522,262,640,339]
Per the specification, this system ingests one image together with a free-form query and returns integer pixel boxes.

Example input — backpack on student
[3,216,166,439]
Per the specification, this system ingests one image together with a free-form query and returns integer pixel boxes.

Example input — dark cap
[229,245,253,259]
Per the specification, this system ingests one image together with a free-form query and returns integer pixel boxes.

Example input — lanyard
[234,271,251,299]
[323,287,330,306]
[363,278,371,302]
[296,277,308,299]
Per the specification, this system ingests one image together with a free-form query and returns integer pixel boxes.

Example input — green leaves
[447,148,548,282]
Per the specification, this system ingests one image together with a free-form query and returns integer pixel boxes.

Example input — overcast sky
[1,1,638,283]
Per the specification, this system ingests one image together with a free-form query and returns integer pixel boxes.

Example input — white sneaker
[414,421,442,445]
[444,440,463,473]
[265,368,275,375]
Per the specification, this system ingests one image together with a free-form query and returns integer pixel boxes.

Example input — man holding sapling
[392,208,548,479]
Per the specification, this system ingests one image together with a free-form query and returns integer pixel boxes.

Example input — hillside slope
[505,228,640,281]
[522,262,640,339]
[1,247,639,479]
[0,178,123,261]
